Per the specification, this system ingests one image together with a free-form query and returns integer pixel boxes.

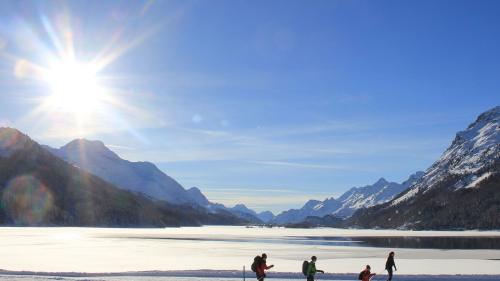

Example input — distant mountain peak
[0,127,21,134]
[375,177,388,185]
[49,138,193,204]
[232,204,255,214]
[409,171,425,178]
[68,138,106,146]
[259,210,274,216]
[186,187,210,206]
[400,171,425,188]
[61,138,119,160]
[273,173,421,224]
[0,127,33,157]
[187,186,202,193]
[474,106,500,124]
[303,199,322,210]
[257,210,275,223]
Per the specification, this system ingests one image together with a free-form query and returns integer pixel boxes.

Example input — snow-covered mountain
[46,141,269,222]
[0,127,246,226]
[392,106,500,205]
[46,139,196,204]
[272,199,335,224]
[350,106,500,229]
[334,172,424,218]
[273,173,423,224]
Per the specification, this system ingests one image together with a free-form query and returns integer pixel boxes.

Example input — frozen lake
[0,226,499,278]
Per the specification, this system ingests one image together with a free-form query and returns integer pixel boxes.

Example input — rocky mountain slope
[0,128,245,227]
[348,106,500,229]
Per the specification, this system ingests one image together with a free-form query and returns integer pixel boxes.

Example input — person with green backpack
[302,256,324,281]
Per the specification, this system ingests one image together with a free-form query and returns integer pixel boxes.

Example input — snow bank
[0,270,500,281]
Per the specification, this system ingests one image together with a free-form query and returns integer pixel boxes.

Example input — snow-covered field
[0,226,499,280]
[1,273,500,281]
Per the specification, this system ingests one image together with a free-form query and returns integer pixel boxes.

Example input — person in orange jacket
[256,253,274,281]
[360,265,376,281]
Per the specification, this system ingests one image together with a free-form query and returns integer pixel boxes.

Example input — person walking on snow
[256,253,274,281]
[360,265,376,281]
[385,251,397,281]
[306,256,324,281]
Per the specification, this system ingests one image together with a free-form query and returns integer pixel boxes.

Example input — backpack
[302,260,309,276]
[251,255,262,272]
[358,270,364,280]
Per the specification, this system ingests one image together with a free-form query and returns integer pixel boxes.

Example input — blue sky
[0,0,499,212]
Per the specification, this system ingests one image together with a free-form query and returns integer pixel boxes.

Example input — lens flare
[1,175,54,225]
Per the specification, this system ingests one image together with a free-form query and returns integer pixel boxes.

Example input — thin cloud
[118,123,446,165]
[249,160,350,171]
[203,187,302,193]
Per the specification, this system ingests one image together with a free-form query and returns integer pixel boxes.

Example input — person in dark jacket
[256,253,274,281]
[306,256,324,281]
[385,251,397,281]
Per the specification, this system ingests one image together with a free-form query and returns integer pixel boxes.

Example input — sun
[8,6,159,136]
[43,59,104,114]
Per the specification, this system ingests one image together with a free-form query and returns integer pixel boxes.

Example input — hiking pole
[243,265,246,281]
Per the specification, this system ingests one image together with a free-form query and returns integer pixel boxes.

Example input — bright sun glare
[44,60,104,114]
[8,4,157,134]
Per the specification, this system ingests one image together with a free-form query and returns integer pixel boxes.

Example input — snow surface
[0,272,499,281]
[0,226,499,276]
[463,172,493,189]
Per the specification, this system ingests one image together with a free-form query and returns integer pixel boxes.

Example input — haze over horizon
[0,0,499,212]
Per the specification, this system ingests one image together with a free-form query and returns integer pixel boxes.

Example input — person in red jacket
[361,265,376,281]
[256,253,274,281]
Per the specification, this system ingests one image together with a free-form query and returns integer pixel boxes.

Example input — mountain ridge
[0,127,246,227]
[46,141,267,223]
[348,106,500,229]
[272,172,423,224]
[47,139,194,204]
